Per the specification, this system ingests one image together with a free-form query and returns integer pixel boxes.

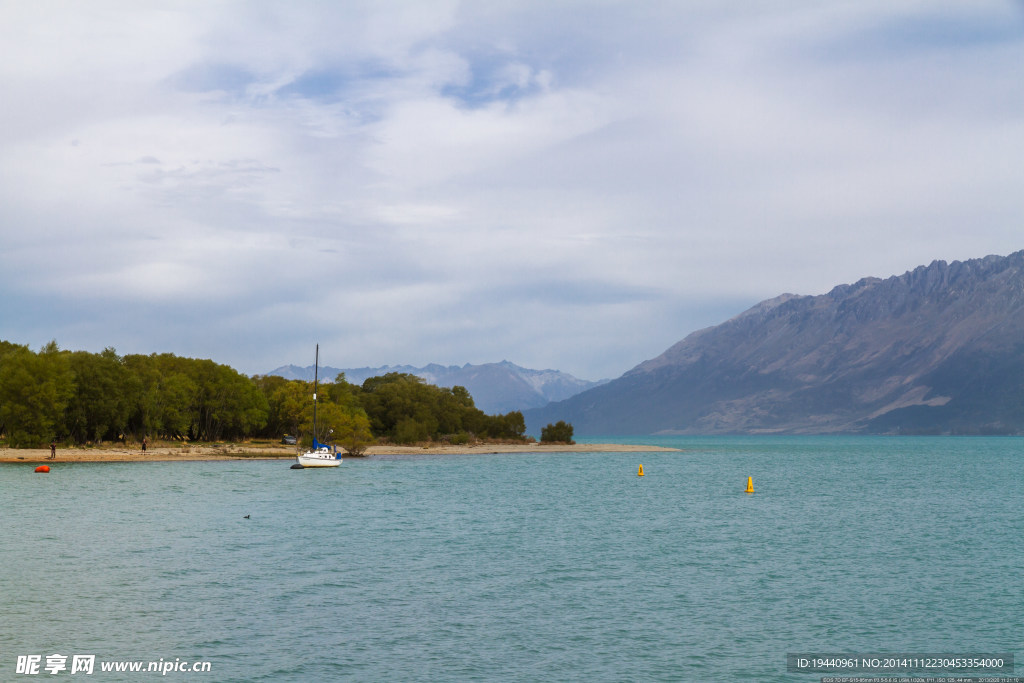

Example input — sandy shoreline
[1,442,678,463]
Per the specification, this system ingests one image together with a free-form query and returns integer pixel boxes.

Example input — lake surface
[2,436,1021,681]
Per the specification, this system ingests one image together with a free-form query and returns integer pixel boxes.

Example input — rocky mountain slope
[527,251,1024,435]
[267,360,607,415]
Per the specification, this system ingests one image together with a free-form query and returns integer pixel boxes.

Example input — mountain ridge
[526,251,1024,435]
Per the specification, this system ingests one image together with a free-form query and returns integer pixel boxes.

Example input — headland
[0,442,678,463]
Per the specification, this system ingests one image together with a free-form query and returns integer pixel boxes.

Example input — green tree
[258,374,375,452]
[267,379,313,440]
[64,348,131,444]
[306,401,374,455]
[252,374,293,437]
[541,420,575,444]
[124,354,198,440]
[0,341,26,439]
[191,360,269,441]
[358,372,527,443]
[484,411,527,439]
[150,371,199,440]
[324,373,364,412]
[123,354,267,441]
[435,385,476,435]
[360,373,439,439]
[0,341,74,447]
[334,410,374,456]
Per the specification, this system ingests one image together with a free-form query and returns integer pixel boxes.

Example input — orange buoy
[35,465,50,473]
[638,464,644,477]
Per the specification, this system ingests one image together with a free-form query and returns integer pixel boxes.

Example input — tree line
[0,341,531,452]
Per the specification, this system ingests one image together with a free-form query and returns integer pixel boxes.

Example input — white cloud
[0,1,1021,379]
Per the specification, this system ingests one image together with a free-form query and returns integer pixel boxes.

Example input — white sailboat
[295,345,342,468]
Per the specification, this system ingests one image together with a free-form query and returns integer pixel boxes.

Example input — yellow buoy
[745,476,754,494]
[638,464,644,477]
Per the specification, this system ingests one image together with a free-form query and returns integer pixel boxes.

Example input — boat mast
[312,344,319,446]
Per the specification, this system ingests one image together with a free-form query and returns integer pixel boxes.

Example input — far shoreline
[0,442,679,464]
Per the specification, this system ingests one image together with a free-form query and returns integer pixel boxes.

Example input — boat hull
[296,452,342,467]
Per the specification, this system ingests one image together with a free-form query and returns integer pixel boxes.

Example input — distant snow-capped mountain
[265,360,608,415]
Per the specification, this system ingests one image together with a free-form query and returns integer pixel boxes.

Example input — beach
[0,442,678,463]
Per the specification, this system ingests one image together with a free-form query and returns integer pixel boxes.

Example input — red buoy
[35,465,50,473]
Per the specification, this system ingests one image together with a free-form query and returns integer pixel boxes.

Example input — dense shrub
[540,420,575,444]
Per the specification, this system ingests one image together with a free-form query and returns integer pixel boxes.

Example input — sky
[1,1,1022,380]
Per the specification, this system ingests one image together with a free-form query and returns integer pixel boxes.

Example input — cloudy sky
[1,1,1022,380]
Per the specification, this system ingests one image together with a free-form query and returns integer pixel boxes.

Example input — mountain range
[266,360,608,415]
[525,251,1024,436]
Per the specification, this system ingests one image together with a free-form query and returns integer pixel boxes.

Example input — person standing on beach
[49,441,56,459]
[142,437,147,453]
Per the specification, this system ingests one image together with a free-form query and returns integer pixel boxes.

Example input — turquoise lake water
[1,436,1022,681]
